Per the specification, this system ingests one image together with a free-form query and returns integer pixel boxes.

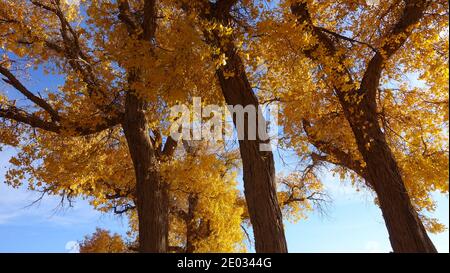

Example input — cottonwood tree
[1,0,293,253]
[0,0,216,252]
[250,0,448,252]
[3,0,446,254]
[178,0,288,253]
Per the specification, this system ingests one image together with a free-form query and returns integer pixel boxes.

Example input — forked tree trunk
[347,102,437,253]
[122,92,169,253]
[291,0,436,252]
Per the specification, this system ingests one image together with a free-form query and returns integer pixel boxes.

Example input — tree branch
[0,104,123,136]
[302,119,368,179]
[118,0,139,33]
[290,1,356,96]
[162,135,178,157]
[317,27,378,53]
[113,204,136,214]
[360,0,430,104]
[0,105,59,132]
[0,65,60,121]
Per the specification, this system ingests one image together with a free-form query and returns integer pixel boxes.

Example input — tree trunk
[346,103,437,253]
[216,48,288,253]
[185,194,198,253]
[290,0,435,253]
[195,2,287,253]
[122,92,169,253]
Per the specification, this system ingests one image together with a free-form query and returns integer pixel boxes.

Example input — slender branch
[0,104,123,136]
[0,65,60,121]
[317,27,378,53]
[113,204,136,214]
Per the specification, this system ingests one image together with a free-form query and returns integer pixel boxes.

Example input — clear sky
[0,144,448,253]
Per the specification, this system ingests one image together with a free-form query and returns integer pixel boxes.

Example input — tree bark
[185,194,198,253]
[186,1,288,252]
[291,0,436,253]
[344,102,437,253]
[216,47,288,253]
[122,92,169,253]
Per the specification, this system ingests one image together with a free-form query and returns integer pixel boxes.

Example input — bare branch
[113,204,136,214]
[317,27,378,53]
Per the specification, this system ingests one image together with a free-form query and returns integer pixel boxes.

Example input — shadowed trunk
[346,104,437,253]
[185,1,287,253]
[216,46,287,253]
[118,0,170,253]
[291,0,437,253]
[122,92,169,253]
[185,194,199,253]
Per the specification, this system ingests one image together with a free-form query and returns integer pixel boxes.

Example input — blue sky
[0,144,448,253]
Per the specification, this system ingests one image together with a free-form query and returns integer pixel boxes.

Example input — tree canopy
[0,0,448,253]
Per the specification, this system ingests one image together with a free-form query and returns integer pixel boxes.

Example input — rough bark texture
[343,100,437,253]
[364,138,437,253]
[122,92,169,253]
[181,0,287,253]
[291,0,437,252]
[117,0,171,253]
[216,46,287,253]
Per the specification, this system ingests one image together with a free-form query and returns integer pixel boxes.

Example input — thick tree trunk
[366,143,436,253]
[216,49,288,253]
[238,138,286,253]
[122,92,169,253]
[346,103,437,253]
[193,2,287,253]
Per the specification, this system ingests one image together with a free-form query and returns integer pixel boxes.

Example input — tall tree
[249,0,447,252]
[2,0,447,253]
[290,0,441,252]
[0,0,192,252]
[180,0,288,252]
